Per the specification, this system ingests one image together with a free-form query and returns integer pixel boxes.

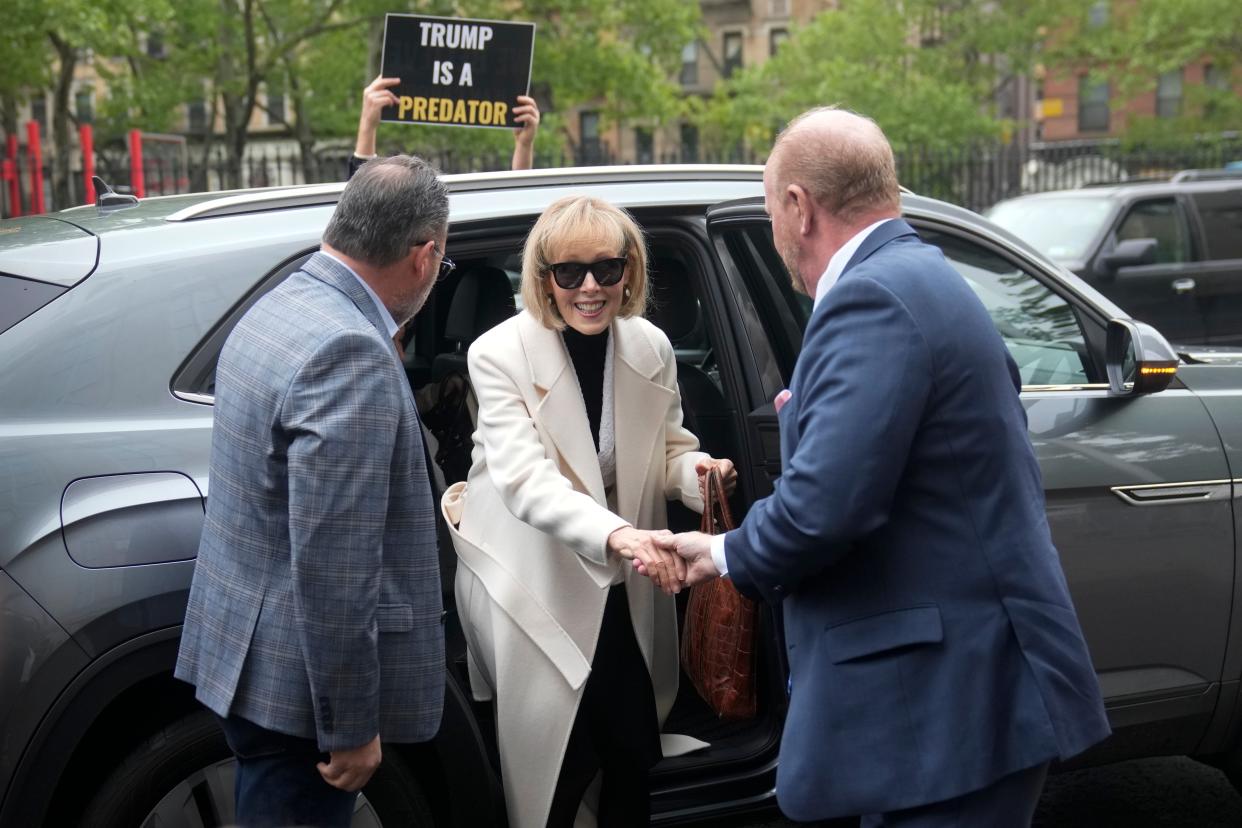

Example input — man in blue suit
[176,156,450,827]
[663,109,1110,825]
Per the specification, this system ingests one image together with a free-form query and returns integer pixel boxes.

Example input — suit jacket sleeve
[468,339,628,565]
[726,275,933,604]
[281,331,400,751]
[657,333,708,513]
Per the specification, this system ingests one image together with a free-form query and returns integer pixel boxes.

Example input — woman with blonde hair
[443,194,735,827]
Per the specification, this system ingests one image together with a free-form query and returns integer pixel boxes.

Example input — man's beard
[778,236,808,296]
[393,275,435,326]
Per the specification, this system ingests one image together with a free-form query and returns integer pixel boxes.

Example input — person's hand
[695,456,737,500]
[646,531,719,587]
[511,95,540,171]
[356,75,401,157]
[608,527,684,594]
[318,734,381,792]
[512,95,540,147]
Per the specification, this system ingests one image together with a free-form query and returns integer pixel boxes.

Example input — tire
[80,710,435,828]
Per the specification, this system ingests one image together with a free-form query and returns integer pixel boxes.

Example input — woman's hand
[695,457,737,501]
[607,527,685,595]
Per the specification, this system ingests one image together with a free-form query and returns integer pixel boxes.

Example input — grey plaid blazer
[176,251,444,751]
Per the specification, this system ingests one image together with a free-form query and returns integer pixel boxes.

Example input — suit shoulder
[469,312,523,357]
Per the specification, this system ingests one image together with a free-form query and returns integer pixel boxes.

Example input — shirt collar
[813,218,892,308]
[319,250,400,340]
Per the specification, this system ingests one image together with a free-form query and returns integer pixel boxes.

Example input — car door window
[1115,198,1192,264]
[922,229,1091,387]
[1191,190,1242,260]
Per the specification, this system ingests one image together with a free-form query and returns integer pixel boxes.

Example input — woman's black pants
[546,583,663,828]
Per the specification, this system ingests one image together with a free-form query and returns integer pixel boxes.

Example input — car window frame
[1109,195,1198,266]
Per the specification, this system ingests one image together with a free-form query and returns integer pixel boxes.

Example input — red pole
[80,124,95,205]
[26,121,45,214]
[4,134,19,217]
[128,129,145,198]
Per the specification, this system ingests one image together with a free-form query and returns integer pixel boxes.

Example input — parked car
[3,166,1242,828]
[987,170,1242,347]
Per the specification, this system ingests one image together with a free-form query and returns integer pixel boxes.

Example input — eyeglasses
[546,257,627,290]
[414,240,456,282]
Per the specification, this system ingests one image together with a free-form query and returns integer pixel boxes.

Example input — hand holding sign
[355,76,401,158]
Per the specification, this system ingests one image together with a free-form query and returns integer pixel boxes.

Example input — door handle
[1111,480,1230,506]
[1172,277,1196,294]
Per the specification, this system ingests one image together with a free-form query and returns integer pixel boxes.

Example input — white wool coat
[442,310,707,828]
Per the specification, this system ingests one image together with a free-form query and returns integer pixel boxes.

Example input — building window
[722,32,744,79]
[770,28,789,57]
[30,95,48,131]
[769,0,789,16]
[75,87,94,125]
[680,42,698,86]
[265,82,285,126]
[1087,1,1109,28]
[580,111,601,163]
[188,100,207,134]
[1077,76,1109,132]
[680,123,699,163]
[1156,69,1183,118]
[635,128,653,165]
[147,30,165,58]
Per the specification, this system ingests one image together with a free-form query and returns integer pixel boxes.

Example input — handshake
[604,458,736,596]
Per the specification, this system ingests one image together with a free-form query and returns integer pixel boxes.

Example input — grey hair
[322,155,450,267]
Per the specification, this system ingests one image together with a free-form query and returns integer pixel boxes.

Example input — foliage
[1053,0,1242,145]
[696,0,1082,155]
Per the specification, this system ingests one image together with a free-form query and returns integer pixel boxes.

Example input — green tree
[1054,0,1242,145]
[698,0,1080,155]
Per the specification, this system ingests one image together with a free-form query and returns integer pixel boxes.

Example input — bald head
[770,107,901,225]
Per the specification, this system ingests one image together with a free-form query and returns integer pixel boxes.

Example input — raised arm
[511,95,540,171]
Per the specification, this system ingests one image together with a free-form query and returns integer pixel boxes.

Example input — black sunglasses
[414,240,456,282]
[547,257,627,290]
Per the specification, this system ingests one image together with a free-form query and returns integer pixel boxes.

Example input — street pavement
[718,756,1242,827]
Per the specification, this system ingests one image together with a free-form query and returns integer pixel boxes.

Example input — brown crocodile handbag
[680,468,758,719]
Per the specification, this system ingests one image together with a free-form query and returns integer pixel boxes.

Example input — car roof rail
[164,164,769,222]
[1170,168,1242,183]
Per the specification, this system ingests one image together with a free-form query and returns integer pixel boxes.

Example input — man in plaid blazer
[176,156,450,828]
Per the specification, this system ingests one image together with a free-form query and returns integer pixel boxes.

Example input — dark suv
[988,171,1242,347]
[4,167,1242,828]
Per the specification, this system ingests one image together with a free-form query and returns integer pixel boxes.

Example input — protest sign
[379,14,536,130]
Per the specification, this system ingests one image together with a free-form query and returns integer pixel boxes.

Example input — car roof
[995,177,1242,205]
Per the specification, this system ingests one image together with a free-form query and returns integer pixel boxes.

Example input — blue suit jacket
[176,252,444,751]
[726,220,1110,819]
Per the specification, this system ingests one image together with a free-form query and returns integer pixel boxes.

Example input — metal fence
[5,135,1242,219]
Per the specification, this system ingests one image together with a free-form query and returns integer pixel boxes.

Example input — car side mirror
[1102,237,1158,273]
[1106,318,1178,396]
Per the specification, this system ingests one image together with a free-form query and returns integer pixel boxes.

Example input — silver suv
[3,167,1242,828]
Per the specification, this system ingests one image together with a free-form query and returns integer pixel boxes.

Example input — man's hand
[643,532,719,588]
[511,95,540,171]
[355,76,401,158]
[695,456,738,501]
[608,527,684,594]
[318,734,381,792]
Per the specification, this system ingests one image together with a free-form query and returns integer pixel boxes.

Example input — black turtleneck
[562,326,609,451]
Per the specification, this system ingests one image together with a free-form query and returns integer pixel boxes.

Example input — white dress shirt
[709,219,891,578]
[319,250,399,341]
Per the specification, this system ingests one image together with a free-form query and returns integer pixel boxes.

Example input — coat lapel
[518,313,608,505]
[612,319,674,524]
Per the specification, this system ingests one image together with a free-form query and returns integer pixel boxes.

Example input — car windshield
[987,196,1114,263]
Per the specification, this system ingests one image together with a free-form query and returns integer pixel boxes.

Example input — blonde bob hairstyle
[520,195,649,330]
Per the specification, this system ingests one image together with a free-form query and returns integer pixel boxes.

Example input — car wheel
[80,710,435,828]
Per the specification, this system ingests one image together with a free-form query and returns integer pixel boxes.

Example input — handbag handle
[700,467,735,534]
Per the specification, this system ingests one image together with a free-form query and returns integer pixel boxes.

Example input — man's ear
[787,184,813,236]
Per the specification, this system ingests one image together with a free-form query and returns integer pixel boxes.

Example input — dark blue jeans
[216,713,357,828]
